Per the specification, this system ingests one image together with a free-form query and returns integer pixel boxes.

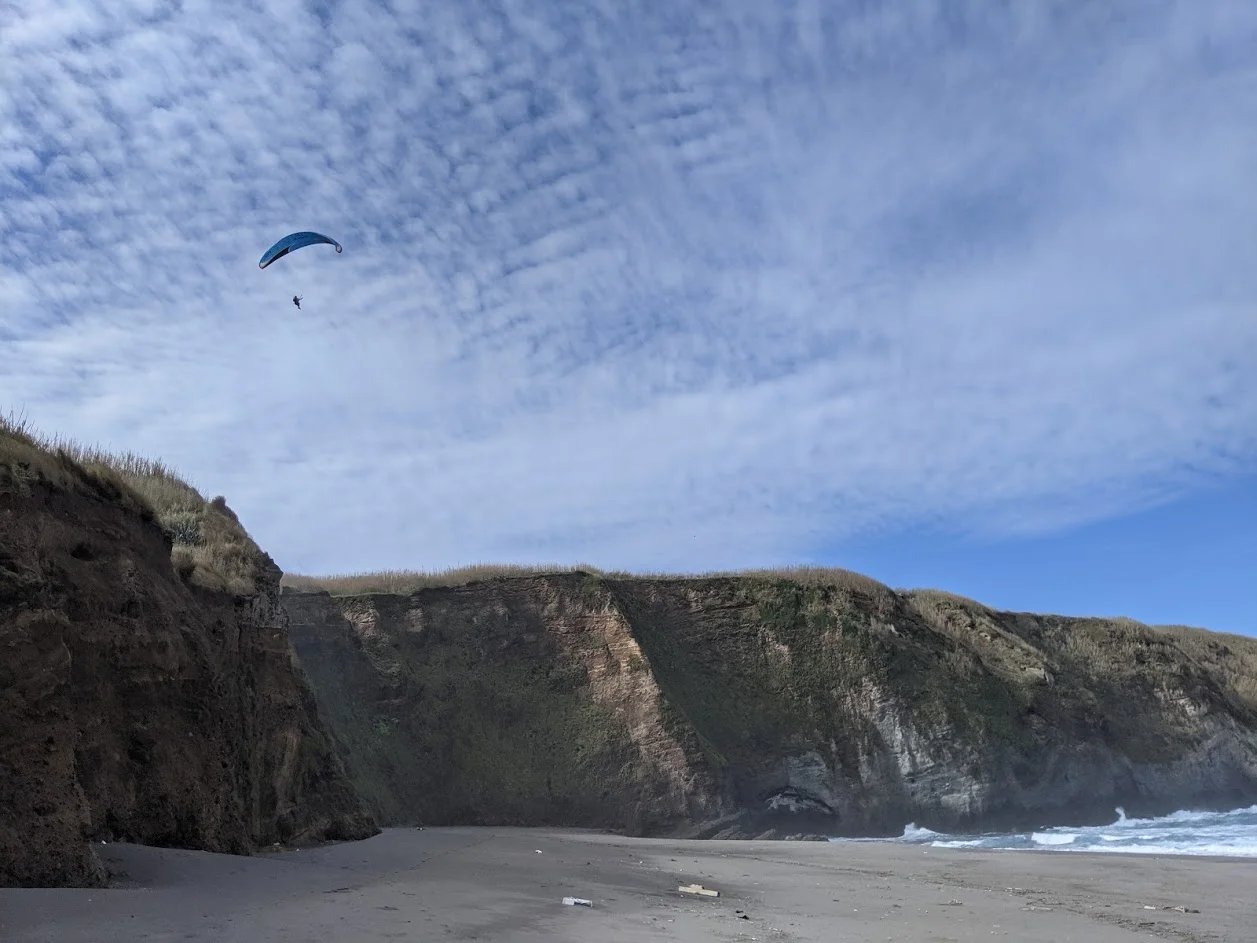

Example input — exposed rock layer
[0,467,376,888]
[285,573,1257,839]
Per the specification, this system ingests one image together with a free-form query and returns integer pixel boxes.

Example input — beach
[2,827,1252,942]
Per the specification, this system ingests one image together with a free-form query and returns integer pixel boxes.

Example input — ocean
[829,804,1257,857]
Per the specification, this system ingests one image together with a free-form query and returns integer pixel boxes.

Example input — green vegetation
[0,411,264,595]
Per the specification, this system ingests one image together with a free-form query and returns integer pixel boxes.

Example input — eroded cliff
[284,579,722,834]
[0,430,376,887]
[285,571,1257,840]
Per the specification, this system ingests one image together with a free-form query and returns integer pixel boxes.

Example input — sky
[1,1,1254,633]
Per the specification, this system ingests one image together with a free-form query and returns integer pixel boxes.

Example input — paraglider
[258,231,343,269]
[259,230,342,309]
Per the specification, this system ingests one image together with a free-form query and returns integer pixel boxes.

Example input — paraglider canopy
[258,231,343,269]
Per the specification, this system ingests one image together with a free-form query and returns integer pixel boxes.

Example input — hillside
[283,569,1257,839]
[0,416,376,887]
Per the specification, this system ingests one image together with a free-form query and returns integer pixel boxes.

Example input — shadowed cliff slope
[0,418,377,887]
[284,570,1257,839]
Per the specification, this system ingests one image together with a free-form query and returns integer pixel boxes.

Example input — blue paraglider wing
[258,231,343,269]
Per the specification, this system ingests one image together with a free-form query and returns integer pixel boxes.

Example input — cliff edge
[0,420,377,887]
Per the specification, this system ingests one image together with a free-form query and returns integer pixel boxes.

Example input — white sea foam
[1031,832,1077,845]
[899,823,941,842]
[829,804,1257,858]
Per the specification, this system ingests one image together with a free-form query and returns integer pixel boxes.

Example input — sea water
[829,805,1257,857]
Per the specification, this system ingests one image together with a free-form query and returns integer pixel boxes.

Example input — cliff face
[284,580,722,834]
[285,572,1257,839]
[0,453,377,888]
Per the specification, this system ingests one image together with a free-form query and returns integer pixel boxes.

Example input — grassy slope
[903,592,1257,763]
[1,412,265,594]
[1149,624,1257,712]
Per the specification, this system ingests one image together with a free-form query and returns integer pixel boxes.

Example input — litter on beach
[678,883,720,897]
[562,897,593,907]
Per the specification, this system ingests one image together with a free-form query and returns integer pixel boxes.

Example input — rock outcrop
[0,444,377,888]
[284,580,723,834]
[285,572,1257,839]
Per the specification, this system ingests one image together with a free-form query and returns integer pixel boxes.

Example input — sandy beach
[2,828,1252,943]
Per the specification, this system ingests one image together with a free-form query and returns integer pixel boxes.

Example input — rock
[0,467,376,887]
[283,572,1257,840]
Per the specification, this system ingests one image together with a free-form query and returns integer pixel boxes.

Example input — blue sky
[1,1,1254,633]
[830,474,1256,635]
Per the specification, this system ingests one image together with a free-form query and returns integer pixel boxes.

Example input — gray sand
[2,827,1252,942]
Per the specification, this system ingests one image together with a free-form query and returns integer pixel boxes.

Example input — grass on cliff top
[1,410,263,595]
[281,563,891,597]
[1153,623,1257,711]
[906,587,1257,724]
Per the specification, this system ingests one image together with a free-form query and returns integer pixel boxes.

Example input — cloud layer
[3,0,1255,574]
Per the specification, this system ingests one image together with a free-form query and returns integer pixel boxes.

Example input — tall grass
[1,410,261,595]
[281,563,892,596]
[1154,624,1257,711]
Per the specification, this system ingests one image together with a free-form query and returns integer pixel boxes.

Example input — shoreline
[828,837,1257,863]
[3,826,1253,941]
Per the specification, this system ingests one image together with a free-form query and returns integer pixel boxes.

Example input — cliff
[284,571,1257,839]
[0,421,377,888]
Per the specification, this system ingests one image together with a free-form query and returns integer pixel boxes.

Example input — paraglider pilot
[257,232,342,311]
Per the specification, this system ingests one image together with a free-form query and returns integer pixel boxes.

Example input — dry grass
[906,588,992,614]
[1153,623,1257,711]
[1054,617,1173,673]
[907,584,1257,714]
[1,410,262,595]
[281,563,892,596]
[281,563,604,596]
[733,565,892,595]
[0,411,147,515]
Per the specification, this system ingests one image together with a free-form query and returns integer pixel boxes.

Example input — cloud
[1,0,1255,575]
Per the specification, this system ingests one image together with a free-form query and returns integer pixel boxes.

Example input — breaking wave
[829,805,1257,857]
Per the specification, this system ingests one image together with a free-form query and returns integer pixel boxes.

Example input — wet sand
[1,827,1252,942]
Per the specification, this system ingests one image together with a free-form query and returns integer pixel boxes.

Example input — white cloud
[1,0,1254,575]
